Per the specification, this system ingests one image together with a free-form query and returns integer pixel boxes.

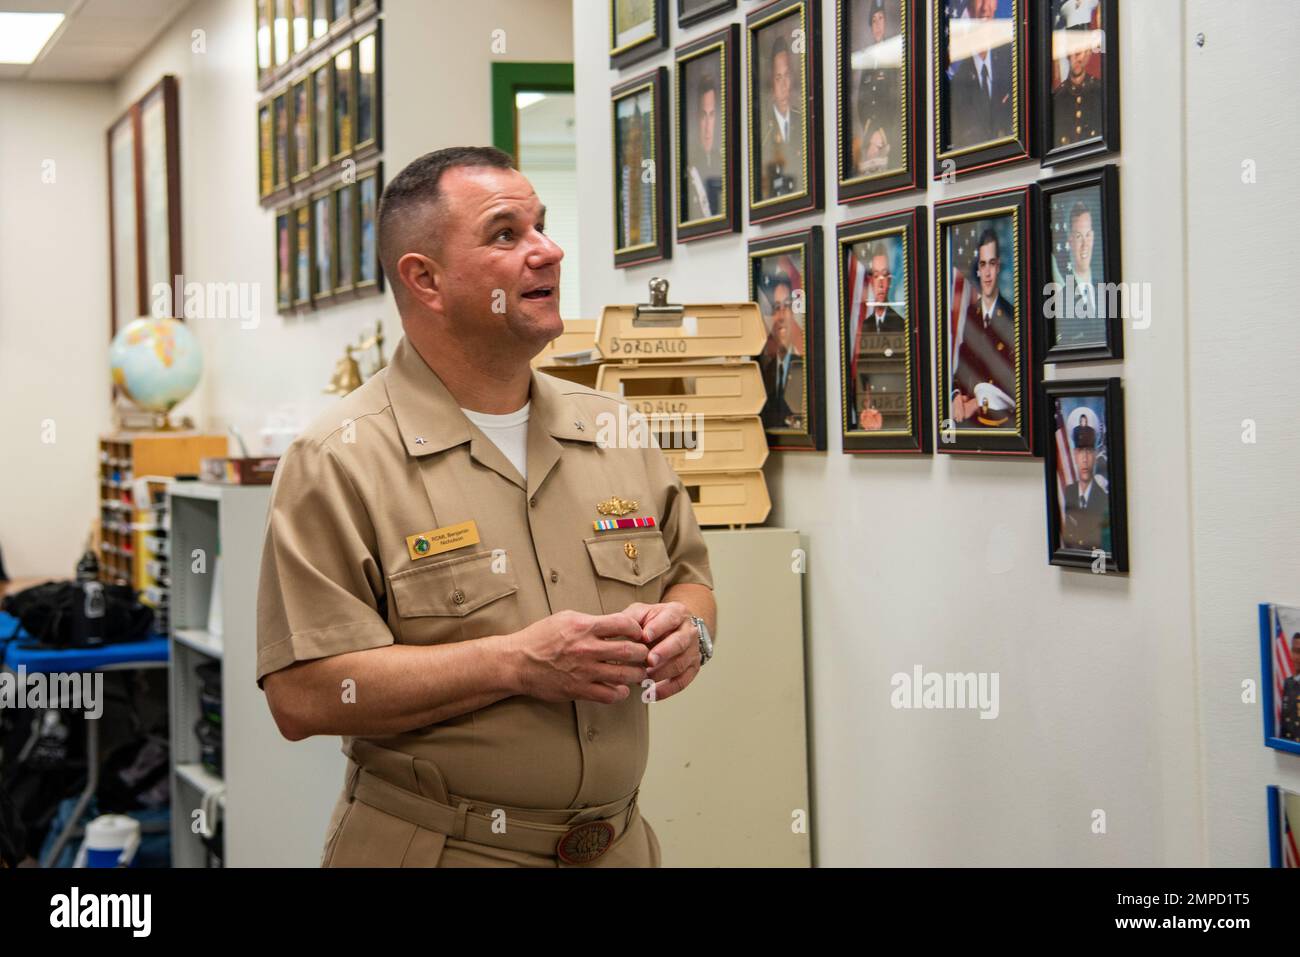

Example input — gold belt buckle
[556,820,616,865]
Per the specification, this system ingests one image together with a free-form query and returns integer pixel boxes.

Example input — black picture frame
[272,89,291,191]
[275,207,293,311]
[837,206,930,453]
[331,44,354,161]
[678,0,737,28]
[933,184,1038,456]
[675,24,741,242]
[1038,0,1118,167]
[356,162,384,293]
[836,0,923,203]
[257,98,274,199]
[1258,603,1300,757]
[612,67,672,268]
[311,188,335,303]
[333,180,357,295]
[311,60,333,173]
[1037,163,1121,363]
[746,0,824,224]
[290,76,312,185]
[1041,377,1128,572]
[931,0,1033,181]
[354,23,382,156]
[611,0,669,70]
[292,199,313,308]
[748,226,827,452]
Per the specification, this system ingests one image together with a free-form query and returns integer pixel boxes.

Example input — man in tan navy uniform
[256,146,716,867]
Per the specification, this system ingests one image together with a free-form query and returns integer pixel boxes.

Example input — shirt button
[586,726,597,741]
[550,570,559,583]
[529,496,537,507]
[451,589,466,604]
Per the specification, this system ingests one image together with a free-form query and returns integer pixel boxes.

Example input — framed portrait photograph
[837,206,930,453]
[356,165,383,292]
[290,77,311,184]
[139,77,181,314]
[272,89,291,191]
[354,26,382,154]
[257,99,274,198]
[836,0,922,203]
[334,181,357,294]
[108,110,142,337]
[678,0,736,29]
[747,0,824,224]
[276,208,293,311]
[1269,786,1300,868]
[933,184,1037,455]
[311,0,331,42]
[1038,163,1120,362]
[291,0,310,55]
[1258,604,1300,757]
[1039,0,1118,166]
[332,45,354,160]
[331,0,351,21]
[293,201,313,308]
[749,226,827,451]
[256,0,273,84]
[611,0,668,70]
[311,189,335,303]
[612,67,671,268]
[1041,377,1127,572]
[932,0,1033,180]
[273,0,291,67]
[311,61,332,172]
[675,24,740,242]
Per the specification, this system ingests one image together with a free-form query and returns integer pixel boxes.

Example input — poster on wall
[1039,0,1118,166]
[108,111,141,337]
[1259,604,1300,756]
[611,67,671,268]
[139,77,180,320]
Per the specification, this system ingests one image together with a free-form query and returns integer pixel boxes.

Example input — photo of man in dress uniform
[847,240,907,431]
[683,62,723,222]
[1050,191,1107,346]
[1051,19,1103,147]
[1060,410,1109,553]
[1281,633,1300,743]
[945,0,1014,151]
[757,26,804,199]
[950,225,1016,427]
[757,270,806,430]
[850,0,901,176]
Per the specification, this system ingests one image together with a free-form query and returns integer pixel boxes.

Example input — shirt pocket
[583,530,673,615]
[388,549,520,645]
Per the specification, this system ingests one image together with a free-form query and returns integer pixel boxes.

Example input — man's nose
[528,229,564,266]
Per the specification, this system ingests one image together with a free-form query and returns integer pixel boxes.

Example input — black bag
[1,581,152,648]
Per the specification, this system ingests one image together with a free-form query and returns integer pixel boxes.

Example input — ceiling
[0,0,196,82]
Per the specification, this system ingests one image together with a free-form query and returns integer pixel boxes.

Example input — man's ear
[397,251,442,313]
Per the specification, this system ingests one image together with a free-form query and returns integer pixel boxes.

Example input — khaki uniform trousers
[321,741,662,868]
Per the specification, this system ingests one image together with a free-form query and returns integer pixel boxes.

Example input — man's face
[771,282,794,349]
[1069,210,1093,275]
[869,254,892,306]
[1068,47,1089,80]
[871,10,886,43]
[1073,445,1095,485]
[772,50,792,115]
[432,166,564,353]
[972,0,996,20]
[698,88,717,154]
[977,239,1000,300]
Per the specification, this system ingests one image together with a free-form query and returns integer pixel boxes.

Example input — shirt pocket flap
[584,532,672,587]
[389,551,518,618]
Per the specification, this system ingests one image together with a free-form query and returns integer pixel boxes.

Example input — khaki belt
[349,767,639,865]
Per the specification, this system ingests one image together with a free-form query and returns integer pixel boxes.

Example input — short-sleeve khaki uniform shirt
[256,336,713,858]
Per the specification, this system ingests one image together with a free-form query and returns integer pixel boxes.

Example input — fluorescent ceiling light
[0,12,64,64]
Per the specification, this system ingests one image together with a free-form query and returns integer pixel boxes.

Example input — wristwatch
[690,616,713,666]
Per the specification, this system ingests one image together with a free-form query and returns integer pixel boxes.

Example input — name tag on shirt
[405,520,480,561]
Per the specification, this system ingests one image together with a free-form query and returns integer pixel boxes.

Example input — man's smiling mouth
[521,287,554,300]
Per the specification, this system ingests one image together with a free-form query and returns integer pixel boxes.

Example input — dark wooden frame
[611,67,672,268]
[933,183,1038,456]
[746,0,824,224]
[332,180,357,295]
[748,225,827,452]
[310,60,334,174]
[272,88,291,191]
[355,163,384,293]
[352,21,383,157]
[675,24,741,242]
[257,97,275,199]
[331,43,355,162]
[292,198,314,308]
[310,187,336,304]
[257,0,379,91]
[611,0,669,70]
[1038,0,1118,167]
[289,75,313,185]
[107,75,181,339]
[931,0,1034,181]
[836,205,930,453]
[1037,163,1121,363]
[835,0,923,204]
[678,0,737,29]
[275,207,294,311]
[1041,376,1128,572]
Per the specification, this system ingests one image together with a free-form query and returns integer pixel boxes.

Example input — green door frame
[491,62,575,162]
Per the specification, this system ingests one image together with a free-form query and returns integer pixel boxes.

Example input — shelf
[169,482,226,502]
[174,628,223,658]
[175,763,226,807]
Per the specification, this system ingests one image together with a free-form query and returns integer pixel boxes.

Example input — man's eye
[496,229,513,242]
[537,223,546,234]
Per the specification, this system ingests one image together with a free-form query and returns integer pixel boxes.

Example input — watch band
[690,615,713,666]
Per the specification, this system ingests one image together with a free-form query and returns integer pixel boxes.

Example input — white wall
[114,0,574,445]
[1186,0,1300,867]
[575,0,1209,865]
[0,82,117,577]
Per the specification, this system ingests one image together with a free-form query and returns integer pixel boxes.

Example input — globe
[109,317,202,415]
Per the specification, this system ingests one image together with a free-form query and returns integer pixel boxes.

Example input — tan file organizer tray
[596,302,766,360]
[679,470,771,527]
[531,319,597,368]
[654,416,768,474]
[596,360,765,417]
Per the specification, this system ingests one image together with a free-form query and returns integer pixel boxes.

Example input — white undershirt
[461,402,530,480]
